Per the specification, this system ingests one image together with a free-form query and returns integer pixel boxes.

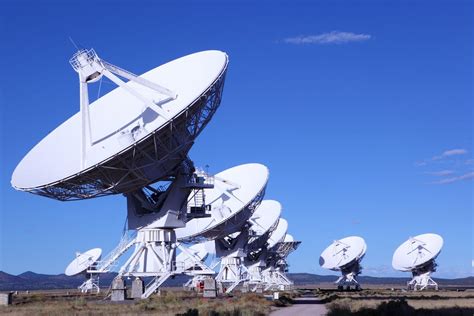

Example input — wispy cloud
[432,171,474,184]
[415,148,470,167]
[426,170,455,177]
[284,31,371,45]
[415,148,472,185]
[432,148,468,160]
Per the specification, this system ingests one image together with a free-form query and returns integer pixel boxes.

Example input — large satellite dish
[319,236,367,290]
[13,48,231,299]
[247,200,282,251]
[65,248,102,276]
[176,163,269,241]
[267,218,288,250]
[392,233,443,290]
[12,50,228,201]
[274,234,302,258]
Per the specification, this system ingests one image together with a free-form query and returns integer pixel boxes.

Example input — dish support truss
[261,266,293,291]
[23,49,227,201]
[118,230,216,299]
[215,256,250,294]
[408,260,439,291]
[78,274,101,293]
[215,227,252,294]
[334,260,363,290]
[249,240,299,291]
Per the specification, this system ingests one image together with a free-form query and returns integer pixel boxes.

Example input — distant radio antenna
[392,233,443,291]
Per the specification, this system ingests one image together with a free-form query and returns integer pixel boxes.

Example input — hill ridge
[0,271,472,291]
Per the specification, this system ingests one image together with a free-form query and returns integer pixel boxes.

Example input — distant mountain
[0,271,472,291]
[0,271,23,284]
[288,273,474,286]
[0,271,190,291]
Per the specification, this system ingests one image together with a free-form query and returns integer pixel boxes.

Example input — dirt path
[270,297,328,316]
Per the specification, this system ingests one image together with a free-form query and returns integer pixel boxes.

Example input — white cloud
[433,148,468,160]
[433,171,474,184]
[426,170,455,177]
[284,31,371,45]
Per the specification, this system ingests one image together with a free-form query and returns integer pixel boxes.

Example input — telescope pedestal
[78,275,100,293]
[409,271,438,291]
[262,267,293,291]
[216,257,249,293]
[335,261,362,290]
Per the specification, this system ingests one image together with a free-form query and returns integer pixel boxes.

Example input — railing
[69,49,99,71]
[95,231,137,272]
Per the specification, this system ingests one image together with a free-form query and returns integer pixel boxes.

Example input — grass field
[0,289,272,316]
[315,289,474,315]
[2,287,474,315]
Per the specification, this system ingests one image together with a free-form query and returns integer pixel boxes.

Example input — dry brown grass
[0,290,272,316]
[323,289,474,314]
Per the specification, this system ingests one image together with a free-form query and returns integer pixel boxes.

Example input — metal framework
[334,260,363,290]
[179,184,266,243]
[253,239,301,291]
[408,260,439,291]
[23,55,228,201]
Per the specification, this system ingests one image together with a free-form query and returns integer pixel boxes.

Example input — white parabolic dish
[12,50,228,190]
[392,233,443,271]
[248,200,282,248]
[319,236,366,271]
[176,163,269,241]
[65,248,102,276]
[267,218,288,250]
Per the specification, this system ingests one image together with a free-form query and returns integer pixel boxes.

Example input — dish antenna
[392,233,443,290]
[214,208,280,294]
[259,219,296,291]
[266,234,302,291]
[247,200,282,251]
[12,49,228,200]
[12,49,229,299]
[319,236,367,290]
[176,163,269,242]
[65,248,102,293]
[238,200,282,292]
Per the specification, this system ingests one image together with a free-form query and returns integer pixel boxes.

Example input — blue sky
[1,0,472,278]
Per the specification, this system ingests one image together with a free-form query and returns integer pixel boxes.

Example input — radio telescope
[319,236,367,290]
[273,234,301,275]
[65,248,102,293]
[247,200,282,252]
[392,233,443,291]
[12,48,229,299]
[260,218,291,290]
[176,163,269,242]
[268,234,302,291]
[243,200,282,291]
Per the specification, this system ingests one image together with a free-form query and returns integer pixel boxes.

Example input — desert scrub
[273,294,294,307]
[327,298,474,316]
[1,291,272,316]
